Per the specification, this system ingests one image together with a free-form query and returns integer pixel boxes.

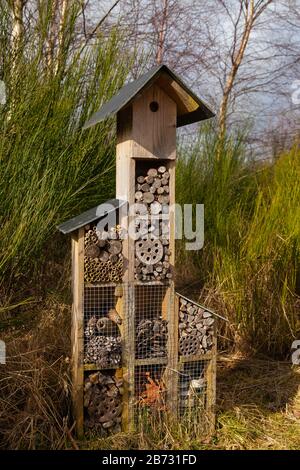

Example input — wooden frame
[71,228,85,438]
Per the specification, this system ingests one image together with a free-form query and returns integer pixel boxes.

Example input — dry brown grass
[0,297,299,450]
[84,355,300,450]
[0,297,72,449]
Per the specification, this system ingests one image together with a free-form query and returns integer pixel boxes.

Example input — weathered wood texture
[71,228,85,437]
[132,84,176,160]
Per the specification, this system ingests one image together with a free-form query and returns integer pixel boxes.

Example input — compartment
[178,296,215,356]
[134,285,169,359]
[84,370,123,435]
[134,160,172,282]
[179,360,208,416]
[84,224,124,284]
[84,285,123,367]
[134,364,167,411]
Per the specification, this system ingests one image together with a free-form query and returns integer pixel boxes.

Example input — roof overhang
[83,64,215,130]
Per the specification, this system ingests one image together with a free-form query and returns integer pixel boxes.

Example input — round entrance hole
[149,101,159,112]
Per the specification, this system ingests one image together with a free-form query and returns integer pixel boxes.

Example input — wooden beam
[206,322,217,435]
[71,228,84,438]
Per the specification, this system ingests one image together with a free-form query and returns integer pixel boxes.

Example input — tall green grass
[0,2,133,285]
[176,127,300,355]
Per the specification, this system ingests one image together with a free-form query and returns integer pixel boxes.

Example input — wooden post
[71,228,84,438]
[206,322,217,435]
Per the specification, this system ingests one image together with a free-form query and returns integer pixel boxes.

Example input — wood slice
[158,195,169,204]
[135,191,143,201]
[96,239,107,248]
[99,250,109,262]
[147,168,158,177]
[150,201,162,215]
[137,176,145,183]
[109,254,118,264]
[163,171,170,179]
[162,185,169,193]
[152,178,162,189]
[108,240,122,255]
[157,187,164,194]
[141,183,150,192]
[158,165,167,173]
[143,192,155,204]
[145,175,154,184]
[136,238,163,265]
[85,244,100,258]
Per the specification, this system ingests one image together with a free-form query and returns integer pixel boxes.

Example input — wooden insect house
[58,64,224,438]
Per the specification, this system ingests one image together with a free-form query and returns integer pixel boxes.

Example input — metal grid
[84,285,123,368]
[178,296,215,356]
[134,284,169,359]
[134,364,167,413]
[84,370,123,435]
[179,360,208,414]
[84,225,123,284]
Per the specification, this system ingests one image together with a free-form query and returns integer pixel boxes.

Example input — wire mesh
[135,284,169,359]
[178,295,215,356]
[134,364,167,413]
[178,360,208,415]
[84,285,123,368]
[84,369,123,435]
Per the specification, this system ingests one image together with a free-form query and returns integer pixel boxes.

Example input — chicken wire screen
[179,360,208,414]
[84,369,123,436]
[178,295,215,357]
[134,364,167,417]
[84,285,122,368]
[134,284,169,360]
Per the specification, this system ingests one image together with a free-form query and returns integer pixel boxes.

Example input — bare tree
[10,0,27,67]
[217,0,274,141]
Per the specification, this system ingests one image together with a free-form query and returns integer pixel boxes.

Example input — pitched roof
[83,64,215,130]
[57,198,127,235]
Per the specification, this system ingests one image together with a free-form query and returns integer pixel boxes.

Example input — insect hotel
[58,64,224,437]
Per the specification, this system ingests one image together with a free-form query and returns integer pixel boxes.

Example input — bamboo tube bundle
[134,167,172,282]
[178,297,215,355]
[84,225,123,283]
[84,372,123,435]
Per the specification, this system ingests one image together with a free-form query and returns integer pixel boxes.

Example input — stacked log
[84,372,123,434]
[134,166,172,282]
[84,226,123,283]
[178,297,215,356]
[136,318,168,358]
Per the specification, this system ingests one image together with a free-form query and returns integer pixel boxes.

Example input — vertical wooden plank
[206,322,217,435]
[71,228,84,438]
[116,108,136,432]
[116,107,135,283]
[132,84,176,160]
[121,283,135,431]
[165,288,179,417]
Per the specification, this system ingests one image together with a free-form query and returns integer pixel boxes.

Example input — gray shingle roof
[83,64,214,130]
[57,199,127,235]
